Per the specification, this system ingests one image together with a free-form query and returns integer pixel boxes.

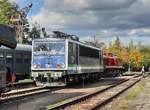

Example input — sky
[9,0,150,46]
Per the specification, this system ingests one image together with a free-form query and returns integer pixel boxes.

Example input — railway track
[0,74,141,109]
[47,77,141,110]
[8,81,36,90]
[0,86,50,104]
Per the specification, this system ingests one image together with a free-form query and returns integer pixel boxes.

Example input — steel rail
[91,78,140,110]
[0,87,50,104]
[47,78,129,110]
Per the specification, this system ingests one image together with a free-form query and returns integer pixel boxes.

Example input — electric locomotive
[31,38,104,86]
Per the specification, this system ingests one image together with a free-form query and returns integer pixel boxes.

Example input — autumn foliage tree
[138,45,150,70]
[0,0,14,24]
[106,37,144,71]
[129,47,144,70]
[108,37,121,56]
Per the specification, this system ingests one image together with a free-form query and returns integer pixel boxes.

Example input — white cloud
[30,9,98,30]
[28,0,150,46]
[31,10,66,29]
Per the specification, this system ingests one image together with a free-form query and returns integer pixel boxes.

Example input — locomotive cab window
[68,42,77,64]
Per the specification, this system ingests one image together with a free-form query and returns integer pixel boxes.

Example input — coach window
[0,52,4,58]
[16,53,23,63]
[79,46,99,58]
[0,52,4,69]
[6,53,13,63]
[24,54,31,63]
[99,51,101,64]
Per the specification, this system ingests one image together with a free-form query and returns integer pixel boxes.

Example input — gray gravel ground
[1,91,83,110]
[127,77,150,110]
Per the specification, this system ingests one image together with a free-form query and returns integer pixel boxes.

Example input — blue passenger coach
[31,38,103,86]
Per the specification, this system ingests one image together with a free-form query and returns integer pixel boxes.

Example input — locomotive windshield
[32,41,66,70]
[34,42,65,55]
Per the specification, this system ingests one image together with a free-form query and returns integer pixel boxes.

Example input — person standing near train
[141,66,145,78]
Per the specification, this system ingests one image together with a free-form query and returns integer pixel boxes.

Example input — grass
[18,79,34,83]
[114,80,145,110]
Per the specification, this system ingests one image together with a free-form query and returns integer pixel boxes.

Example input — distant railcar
[0,44,32,81]
[31,38,104,86]
[103,53,124,76]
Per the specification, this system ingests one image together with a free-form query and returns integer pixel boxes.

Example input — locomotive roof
[33,38,101,51]
[68,39,101,51]
[33,38,65,42]
[0,43,32,51]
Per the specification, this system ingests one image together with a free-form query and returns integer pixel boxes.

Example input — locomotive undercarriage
[32,71,66,86]
[104,68,124,77]
[32,71,101,87]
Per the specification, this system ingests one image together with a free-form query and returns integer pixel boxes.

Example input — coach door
[5,52,14,75]
[0,52,6,90]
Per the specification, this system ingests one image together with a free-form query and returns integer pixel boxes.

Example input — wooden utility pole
[9,3,33,43]
[10,11,23,43]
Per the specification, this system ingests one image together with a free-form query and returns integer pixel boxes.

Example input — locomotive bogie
[32,71,66,86]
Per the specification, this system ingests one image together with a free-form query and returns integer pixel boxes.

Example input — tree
[120,47,129,64]
[29,23,41,39]
[0,0,14,24]
[108,36,122,56]
[138,45,150,70]
[84,36,105,48]
[107,38,145,71]
[130,47,144,70]
[23,22,42,44]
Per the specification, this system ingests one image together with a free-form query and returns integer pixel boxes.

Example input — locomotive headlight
[33,64,40,68]
[61,63,65,68]
[56,63,65,68]
[33,64,38,68]
[31,72,38,78]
